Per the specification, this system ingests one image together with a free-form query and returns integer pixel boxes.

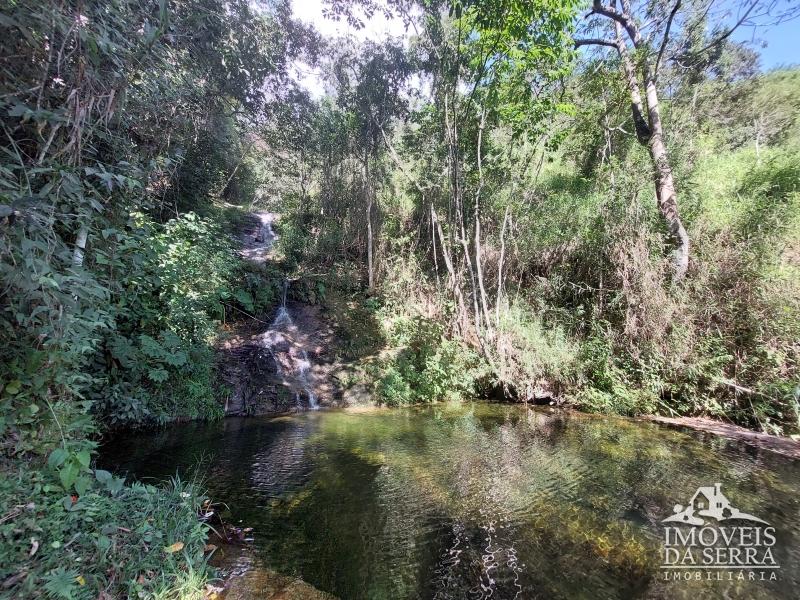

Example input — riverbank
[201,193,800,449]
[0,463,215,599]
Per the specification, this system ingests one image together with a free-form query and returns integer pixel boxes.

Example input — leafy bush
[83,212,242,427]
[145,213,237,340]
[377,317,487,405]
[494,300,580,396]
[378,366,414,406]
[572,334,659,416]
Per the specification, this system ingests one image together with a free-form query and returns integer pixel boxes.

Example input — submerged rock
[219,567,337,600]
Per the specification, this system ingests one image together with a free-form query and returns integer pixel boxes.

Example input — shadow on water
[99,404,800,600]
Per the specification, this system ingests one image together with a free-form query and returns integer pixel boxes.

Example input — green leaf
[164,351,187,367]
[48,448,68,469]
[95,469,112,484]
[76,450,91,468]
[4,380,21,395]
[148,368,169,383]
[107,476,124,496]
[233,288,255,311]
[74,476,92,496]
[8,103,29,118]
[140,334,165,359]
[59,462,78,490]
[0,14,21,28]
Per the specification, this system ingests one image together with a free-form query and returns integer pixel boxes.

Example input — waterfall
[271,279,291,329]
[260,278,320,410]
[297,349,319,410]
[256,213,276,245]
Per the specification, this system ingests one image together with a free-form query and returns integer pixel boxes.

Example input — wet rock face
[238,212,278,263]
[219,300,342,415]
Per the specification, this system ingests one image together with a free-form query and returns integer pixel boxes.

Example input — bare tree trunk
[364,155,375,292]
[614,23,651,145]
[444,93,479,335]
[495,205,510,329]
[614,19,688,280]
[461,236,482,332]
[431,204,441,290]
[366,196,374,291]
[432,206,469,331]
[474,107,492,336]
[577,4,691,281]
[644,78,689,280]
[72,224,88,267]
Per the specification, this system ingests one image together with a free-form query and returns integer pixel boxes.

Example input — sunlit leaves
[455,0,581,139]
[163,541,185,554]
[1,0,313,450]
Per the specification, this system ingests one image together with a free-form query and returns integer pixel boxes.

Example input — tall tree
[574,0,800,280]
[575,0,690,279]
[331,39,412,290]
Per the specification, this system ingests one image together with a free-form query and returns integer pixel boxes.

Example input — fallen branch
[221,303,272,325]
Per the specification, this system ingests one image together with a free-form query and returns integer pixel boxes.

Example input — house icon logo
[662,483,768,526]
[660,483,779,581]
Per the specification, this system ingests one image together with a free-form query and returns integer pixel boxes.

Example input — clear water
[99,404,800,599]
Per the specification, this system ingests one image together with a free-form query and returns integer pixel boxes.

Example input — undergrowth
[0,463,212,600]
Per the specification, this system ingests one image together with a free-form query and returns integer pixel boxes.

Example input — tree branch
[677,0,759,62]
[654,0,681,77]
[590,0,641,46]
[574,38,619,49]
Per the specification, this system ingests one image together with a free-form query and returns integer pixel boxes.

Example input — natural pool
[99,404,800,599]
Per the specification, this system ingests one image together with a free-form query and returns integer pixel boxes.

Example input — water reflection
[100,404,800,599]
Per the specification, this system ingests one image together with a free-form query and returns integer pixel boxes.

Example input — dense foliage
[0,0,309,596]
[269,2,799,435]
[1,473,209,600]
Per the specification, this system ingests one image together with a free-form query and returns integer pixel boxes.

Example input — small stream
[99,403,800,599]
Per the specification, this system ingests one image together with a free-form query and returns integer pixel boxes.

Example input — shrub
[377,317,487,405]
[494,300,580,395]
[378,366,413,406]
[87,212,251,426]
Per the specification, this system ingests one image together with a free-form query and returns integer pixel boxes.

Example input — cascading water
[257,213,276,245]
[271,279,291,329]
[241,212,277,263]
[296,349,319,409]
[260,278,320,410]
